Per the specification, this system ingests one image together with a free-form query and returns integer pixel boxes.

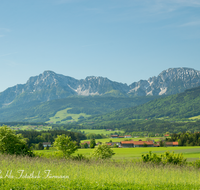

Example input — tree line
[166,132,200,146]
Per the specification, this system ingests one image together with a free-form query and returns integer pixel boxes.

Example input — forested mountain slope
[81,86,200,125]
[0,96,159,122]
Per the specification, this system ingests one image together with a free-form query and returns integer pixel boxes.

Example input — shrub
[91,144,115,159]
[142,151,186,165]
[191,159,200,168]
[71,154,89,161]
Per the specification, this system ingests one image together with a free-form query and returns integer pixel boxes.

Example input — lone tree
[91,144,115,159]
[54,134,78,158]
[90,139,96,148]
[0,125,34,157]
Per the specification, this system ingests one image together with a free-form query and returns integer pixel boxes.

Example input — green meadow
[80,129,124,135]
[189,115,200,120]
[47,108,91,124]
[1,153,200,189]
[10,125,52,131]
[35,146,200,162]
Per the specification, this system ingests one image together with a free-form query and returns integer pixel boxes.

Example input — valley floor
[35,146,200,162]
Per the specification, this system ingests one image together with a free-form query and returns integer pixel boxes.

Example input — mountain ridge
[1,67,200,108]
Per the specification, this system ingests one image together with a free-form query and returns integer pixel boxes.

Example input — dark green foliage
[90,139,96,148]
[15,130,86,147]
[143,143,147,147]
[83,86,200,124]
[0,96,159,122]
[167,132,200,146]
[0,126,34,157]
[159,141,165,147]
[86,133,106,139]
[38,142,44,150]
[61,116,73,121]
[81,142,89,149]
[142,151,187,165]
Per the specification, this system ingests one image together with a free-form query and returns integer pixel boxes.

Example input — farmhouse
[165,142,178,147]
[111,135,119,138]
[42,142,51,147]
[121,141,154,148]
[106,142,121,147]
[124,135,132,138]
[81,141,90,148]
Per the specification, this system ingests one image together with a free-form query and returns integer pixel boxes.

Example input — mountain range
[1,67,200,109]
[1,67,200,123]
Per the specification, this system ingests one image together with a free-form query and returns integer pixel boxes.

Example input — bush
[142,151,186,165]
[91,144,115,159]
[191,159,200,168]
[71,154,89,161]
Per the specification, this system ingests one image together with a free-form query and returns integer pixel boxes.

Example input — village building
[111,135,119,138]
[81,141,90,148]
[124,135,132,138]
[120,141,154,148]
[106,142,121,147]
[42,142,51,147]
[165,142,178,147]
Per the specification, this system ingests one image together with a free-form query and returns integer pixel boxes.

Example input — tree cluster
[167,132,200,146]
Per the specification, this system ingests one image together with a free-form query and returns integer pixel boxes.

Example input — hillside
[81,86,200,125]
[0,96,159,122]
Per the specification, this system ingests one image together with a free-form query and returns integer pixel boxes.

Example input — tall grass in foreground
[0,154,200,189]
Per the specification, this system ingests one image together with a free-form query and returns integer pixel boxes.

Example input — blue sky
[0,0,200,92]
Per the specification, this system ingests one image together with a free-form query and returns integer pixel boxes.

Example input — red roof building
[121,141,154,148]
[165,142,178,146]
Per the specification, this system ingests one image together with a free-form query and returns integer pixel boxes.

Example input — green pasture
[10,125,52,131]
[47,108,91,124]
[76,146,200,161]
[80,129,124,135]
[189,115,200,120]
[35,146,200,162]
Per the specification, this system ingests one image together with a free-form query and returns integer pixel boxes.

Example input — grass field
[10,125,52,131]
[35,146,200,162]
[1,153,200,189]
[47,108,91,124]
[189,115,200,120]
[80,129,124,135]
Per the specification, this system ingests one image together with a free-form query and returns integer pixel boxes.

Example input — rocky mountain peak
[1,67,200,108]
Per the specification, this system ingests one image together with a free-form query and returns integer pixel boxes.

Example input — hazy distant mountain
[0,67,200,108]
